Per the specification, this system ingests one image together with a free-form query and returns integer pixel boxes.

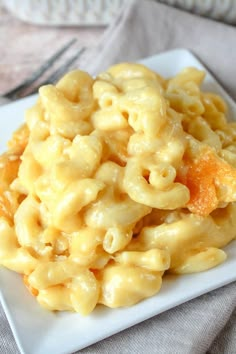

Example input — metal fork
[0,39,86,105]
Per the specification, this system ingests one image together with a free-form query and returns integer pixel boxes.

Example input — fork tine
[29,47,86,95]
[43,47,86,84]
[4,38,77,100]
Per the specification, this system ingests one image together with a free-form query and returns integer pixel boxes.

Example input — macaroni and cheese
[0,63,236,315]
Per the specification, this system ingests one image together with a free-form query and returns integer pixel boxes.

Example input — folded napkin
[1,1,236,354]
[82,0,236,101]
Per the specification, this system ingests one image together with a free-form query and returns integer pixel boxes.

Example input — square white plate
[0,49,236,354]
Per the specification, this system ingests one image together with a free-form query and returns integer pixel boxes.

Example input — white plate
[0,49,236,354]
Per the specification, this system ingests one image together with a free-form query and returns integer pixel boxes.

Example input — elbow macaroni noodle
[0,63,236,314]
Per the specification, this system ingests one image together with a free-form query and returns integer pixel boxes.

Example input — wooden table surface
[0,4,105,96]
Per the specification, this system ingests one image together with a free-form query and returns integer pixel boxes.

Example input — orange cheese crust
[176,148,236,216]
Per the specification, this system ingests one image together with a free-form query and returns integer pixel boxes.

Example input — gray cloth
[1,1,236,353]
[82,0,236,101]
